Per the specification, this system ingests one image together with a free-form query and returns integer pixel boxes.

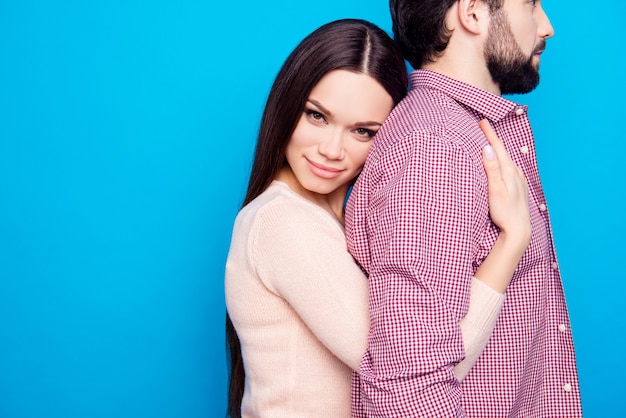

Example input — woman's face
[284,69,394,199]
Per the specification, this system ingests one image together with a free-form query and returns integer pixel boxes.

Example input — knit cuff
[463,277,506,332]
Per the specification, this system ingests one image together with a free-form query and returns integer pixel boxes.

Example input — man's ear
[457,0,490,35]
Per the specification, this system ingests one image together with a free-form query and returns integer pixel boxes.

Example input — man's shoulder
[395,85,459,118]
[375,87,485,155]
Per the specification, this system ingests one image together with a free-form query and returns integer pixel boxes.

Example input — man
[345,0,582,416]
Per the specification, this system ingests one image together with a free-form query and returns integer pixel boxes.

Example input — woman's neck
[275,167,348,224]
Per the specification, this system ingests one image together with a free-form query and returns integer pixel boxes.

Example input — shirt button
[563,383,572,392]
[539,203,547,212]
[515,108,525,116]
[558,324,567,332]
[552,262,559,270]
[520,145,529,154]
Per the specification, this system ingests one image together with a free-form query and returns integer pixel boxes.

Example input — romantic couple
[225,0,582,416]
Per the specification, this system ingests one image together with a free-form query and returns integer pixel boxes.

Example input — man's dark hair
[390,0,504,68]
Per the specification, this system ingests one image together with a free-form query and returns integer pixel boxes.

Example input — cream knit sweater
[225,181,504,417]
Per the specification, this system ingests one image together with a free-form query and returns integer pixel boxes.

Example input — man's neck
[422,49,501,96]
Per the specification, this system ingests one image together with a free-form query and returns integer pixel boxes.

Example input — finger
[482,143,503,188]
[480,122,502,181]
[479,119,513,165]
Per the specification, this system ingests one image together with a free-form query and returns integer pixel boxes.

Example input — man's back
[346,70,582,417]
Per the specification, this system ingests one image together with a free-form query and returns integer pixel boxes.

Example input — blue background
[0,1,623,417]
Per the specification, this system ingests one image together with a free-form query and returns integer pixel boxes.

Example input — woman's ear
[457,0,490,35]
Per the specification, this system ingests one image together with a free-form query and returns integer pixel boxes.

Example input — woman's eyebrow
[307,99,384,126]
[306,99,332,116]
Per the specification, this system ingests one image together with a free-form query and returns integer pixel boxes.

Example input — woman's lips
[306,158,343,179]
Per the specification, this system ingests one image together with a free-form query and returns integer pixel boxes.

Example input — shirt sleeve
[347,131,490,416]
[252,196,370,371]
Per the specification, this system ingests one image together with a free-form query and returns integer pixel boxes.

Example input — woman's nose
[318,129,345,160]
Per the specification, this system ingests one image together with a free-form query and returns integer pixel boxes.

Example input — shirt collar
[410,69,524,122]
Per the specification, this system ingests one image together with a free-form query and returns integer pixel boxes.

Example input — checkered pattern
[346,70,582,417]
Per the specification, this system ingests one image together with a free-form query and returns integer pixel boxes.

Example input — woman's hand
[473,120,531,293]
[480,119,531,251]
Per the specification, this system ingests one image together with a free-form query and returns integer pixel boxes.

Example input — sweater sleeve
[454,277,505,380]
[251,196,369,371]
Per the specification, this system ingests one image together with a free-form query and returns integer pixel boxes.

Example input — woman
[224,19,530,417]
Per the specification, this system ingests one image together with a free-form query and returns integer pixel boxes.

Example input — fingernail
[484,145,495,160]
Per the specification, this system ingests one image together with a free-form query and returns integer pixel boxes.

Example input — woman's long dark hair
[226,18,408,417]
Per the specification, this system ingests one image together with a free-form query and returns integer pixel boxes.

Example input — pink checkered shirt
[346,70,582,417]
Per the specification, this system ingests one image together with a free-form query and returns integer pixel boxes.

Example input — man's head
[389,0,504,69]
[390,0,554,94]
[485,1,553,94]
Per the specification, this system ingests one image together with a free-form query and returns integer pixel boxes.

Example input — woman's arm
[252,195,370,371]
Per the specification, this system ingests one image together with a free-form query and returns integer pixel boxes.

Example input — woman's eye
[355,128,376,139]
[305,109,326,123]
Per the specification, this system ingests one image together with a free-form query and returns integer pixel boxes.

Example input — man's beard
[485,10,545,95]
